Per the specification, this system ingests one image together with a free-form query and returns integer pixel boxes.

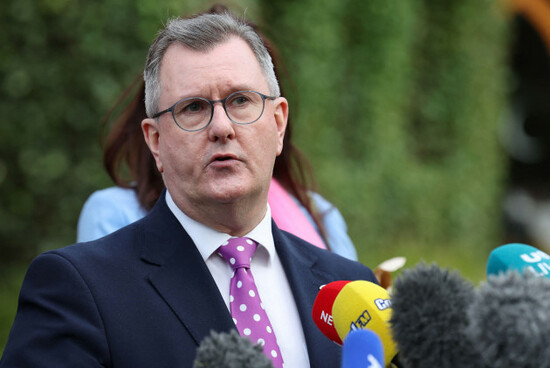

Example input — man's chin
[209,188,251,204]
[207,181,264,205]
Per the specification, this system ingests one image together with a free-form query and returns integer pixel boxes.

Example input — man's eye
[176,100,208,115]
[233,96,249,105]
[185,101,205,112]
[228,94,252,108]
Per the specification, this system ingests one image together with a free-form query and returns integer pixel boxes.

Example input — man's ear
[141,118,164,173]
[273,97,289,156]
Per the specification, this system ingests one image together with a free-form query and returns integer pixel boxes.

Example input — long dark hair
[101,4,327,243]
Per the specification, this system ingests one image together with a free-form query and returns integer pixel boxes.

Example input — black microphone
[194,329,274,368]
[390,263,483,368]
[466,270,550,368]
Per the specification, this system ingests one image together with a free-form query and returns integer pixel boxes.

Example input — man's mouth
[215,156,232,161]
[210,153,239,165]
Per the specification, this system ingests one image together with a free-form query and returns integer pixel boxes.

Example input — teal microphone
[487,243,550,278]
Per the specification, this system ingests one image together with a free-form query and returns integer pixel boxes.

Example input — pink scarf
[268,178,326,249]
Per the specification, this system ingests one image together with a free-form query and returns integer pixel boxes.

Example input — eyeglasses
[152,90,277,132]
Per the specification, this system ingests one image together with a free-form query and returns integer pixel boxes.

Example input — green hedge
[261,0,509,271]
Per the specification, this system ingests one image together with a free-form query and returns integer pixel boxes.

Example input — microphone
[466,270,550,368]
[313,280,399,366]
[311,280,351,344]
[486,243,550,278]
[390,263,482,368]
[341,329,385,368]
[193,329,274,368]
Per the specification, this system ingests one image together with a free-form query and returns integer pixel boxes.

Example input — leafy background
[0,0,535,352]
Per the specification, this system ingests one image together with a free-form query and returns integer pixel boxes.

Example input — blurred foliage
[0,265,25,356]
[261,0,510,271]
[1,0,509,351]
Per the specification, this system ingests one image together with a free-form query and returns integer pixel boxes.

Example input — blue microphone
[487,243,550,278]
[341,329,385,368]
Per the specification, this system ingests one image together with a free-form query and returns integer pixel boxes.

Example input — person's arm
[77,188,146,242]
[0,253,110,367]
[310,192,358,261]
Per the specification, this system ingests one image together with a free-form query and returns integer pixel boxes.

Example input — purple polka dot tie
[217,237,284,368]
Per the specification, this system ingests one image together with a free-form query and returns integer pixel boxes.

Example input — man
[0,11,377,367]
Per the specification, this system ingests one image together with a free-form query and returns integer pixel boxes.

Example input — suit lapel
[273,223,343,367]
[138,194,235,346]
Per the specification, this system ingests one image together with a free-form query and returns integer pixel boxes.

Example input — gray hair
[143,12,280,118]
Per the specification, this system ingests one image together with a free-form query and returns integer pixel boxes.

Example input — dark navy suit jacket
[0,193,377,367]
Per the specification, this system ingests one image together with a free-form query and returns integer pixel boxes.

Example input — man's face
[142,37,288,222]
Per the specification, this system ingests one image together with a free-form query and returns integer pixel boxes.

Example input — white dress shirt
[166,191,310,367]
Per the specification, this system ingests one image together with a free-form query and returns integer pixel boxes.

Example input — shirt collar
[165,190,275,261]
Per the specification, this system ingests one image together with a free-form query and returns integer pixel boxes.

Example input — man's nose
[207,103,235,142]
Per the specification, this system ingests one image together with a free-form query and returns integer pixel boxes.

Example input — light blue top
[77,186,358,261]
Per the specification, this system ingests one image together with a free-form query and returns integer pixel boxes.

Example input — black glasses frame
[152,90,277,132]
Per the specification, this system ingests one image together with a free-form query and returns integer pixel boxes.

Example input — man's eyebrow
[174,85,261,100]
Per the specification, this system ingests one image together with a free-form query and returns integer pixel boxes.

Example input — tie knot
[217,237,258,270]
